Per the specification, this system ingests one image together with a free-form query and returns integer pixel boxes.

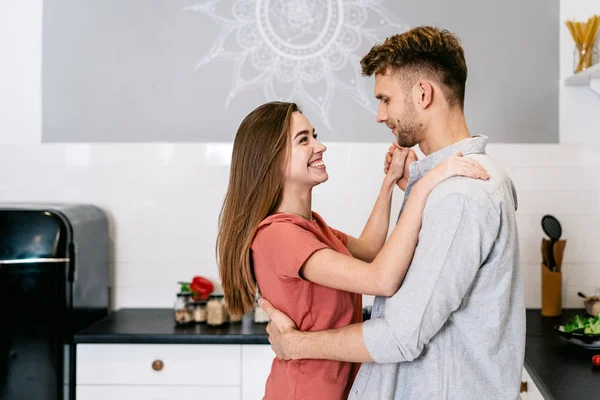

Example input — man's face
[374,70,422,147]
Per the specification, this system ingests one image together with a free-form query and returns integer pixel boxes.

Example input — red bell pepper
[190,276,214,300]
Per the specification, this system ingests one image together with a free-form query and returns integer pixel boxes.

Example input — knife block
[541,239,567,317]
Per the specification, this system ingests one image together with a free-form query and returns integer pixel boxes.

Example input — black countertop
[74,308,269,344]
[75,308,600,399]
[525,309,600,400]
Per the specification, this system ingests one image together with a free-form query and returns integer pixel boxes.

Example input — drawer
[77,385,240,400]
[77,344,241,386]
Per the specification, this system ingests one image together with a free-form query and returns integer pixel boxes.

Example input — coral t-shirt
[251,211,362,400]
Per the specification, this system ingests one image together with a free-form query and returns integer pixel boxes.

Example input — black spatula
[541,215,562,272]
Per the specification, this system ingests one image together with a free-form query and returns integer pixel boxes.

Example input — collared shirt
[350,136,525,400]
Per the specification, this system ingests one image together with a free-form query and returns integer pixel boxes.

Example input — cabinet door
[77,385,240,400]
[520,366,545,400]
[241,345,274,400]
[77,344,241,386]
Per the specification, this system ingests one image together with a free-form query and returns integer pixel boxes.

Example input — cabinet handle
[152,360,164,371]
[520,381,528,393]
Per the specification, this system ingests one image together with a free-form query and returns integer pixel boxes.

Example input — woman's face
[284,112,328,189]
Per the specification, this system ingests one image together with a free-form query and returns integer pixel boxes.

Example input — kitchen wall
[560,1,600,145]
[1,0,599,309]
[41,0,558,143]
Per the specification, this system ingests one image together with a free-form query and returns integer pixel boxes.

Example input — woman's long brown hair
[217,101,299,316]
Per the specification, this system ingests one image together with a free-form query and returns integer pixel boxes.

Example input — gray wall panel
[42,0,559,143]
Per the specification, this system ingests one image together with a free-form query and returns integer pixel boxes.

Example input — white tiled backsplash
[0,142,598,310]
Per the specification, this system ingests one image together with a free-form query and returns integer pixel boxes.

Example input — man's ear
[414,80,433,109]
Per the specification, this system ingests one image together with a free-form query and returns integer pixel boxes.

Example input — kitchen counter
[75,308,600,399]
[74,308,269,344]
[525,309,600,400]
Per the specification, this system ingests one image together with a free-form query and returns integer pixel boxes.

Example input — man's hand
[259,298,299,361]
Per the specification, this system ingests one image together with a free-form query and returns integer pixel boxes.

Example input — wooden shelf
[564,63,600,95]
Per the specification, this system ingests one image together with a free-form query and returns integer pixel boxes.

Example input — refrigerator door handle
[0,258,70,265]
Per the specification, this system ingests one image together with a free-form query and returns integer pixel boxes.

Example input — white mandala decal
[184,0,408,129]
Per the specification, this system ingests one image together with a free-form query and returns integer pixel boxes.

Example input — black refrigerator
[0,203,110,400]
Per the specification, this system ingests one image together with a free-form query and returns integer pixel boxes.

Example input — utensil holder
[541,265,562,316]
[540,239,567,317]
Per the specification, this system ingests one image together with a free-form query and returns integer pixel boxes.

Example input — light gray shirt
[350,136,525,400]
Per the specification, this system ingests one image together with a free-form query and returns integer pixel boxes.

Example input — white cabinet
[520,365,545,400]
[77,343,274,400]
[77,386,240,400]
[242,345,274,400]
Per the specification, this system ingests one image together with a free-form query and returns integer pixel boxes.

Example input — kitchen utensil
[541,240,551,269]
[579,291,600,301]
[541,215,562,271]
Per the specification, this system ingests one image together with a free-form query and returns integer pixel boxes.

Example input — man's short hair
[361,26,468,109]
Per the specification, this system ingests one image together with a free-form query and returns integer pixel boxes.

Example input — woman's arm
[344,145,408,262]
[301,152,489,296]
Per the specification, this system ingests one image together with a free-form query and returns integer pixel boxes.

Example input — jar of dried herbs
[207,293,228,326]
[191,300,207,323]
[174,292,193,325]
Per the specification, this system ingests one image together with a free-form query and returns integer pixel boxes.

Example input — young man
[259,26,525,399]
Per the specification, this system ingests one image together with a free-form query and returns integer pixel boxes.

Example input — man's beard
[395,99,421,147]
[396,126,419,147]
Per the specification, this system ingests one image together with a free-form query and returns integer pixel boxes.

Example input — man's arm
[259,299,373,363]
[362,191,499,363]
[261,191,499,364]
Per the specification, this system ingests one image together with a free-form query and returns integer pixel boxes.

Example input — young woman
[216,102,488,400]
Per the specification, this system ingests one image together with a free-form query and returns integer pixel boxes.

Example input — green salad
[563,314,600,334]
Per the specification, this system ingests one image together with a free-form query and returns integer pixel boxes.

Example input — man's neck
[418,110,471,156]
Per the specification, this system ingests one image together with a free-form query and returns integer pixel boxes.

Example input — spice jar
[174,292,193,326]
[207,293,228,326]
[191,300,207,323]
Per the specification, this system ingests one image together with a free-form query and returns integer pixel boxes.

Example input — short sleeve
[252,222,330,279]
[329,227,348,247]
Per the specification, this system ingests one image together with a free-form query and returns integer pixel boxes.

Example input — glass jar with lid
[207,293,228,326]
[174,292,193,326]
[190,299,208,323]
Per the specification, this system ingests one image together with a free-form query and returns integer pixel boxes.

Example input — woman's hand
[396,148,417,191]
[384,143,417,191]
[384,144,409,183]
[424,152,489,188]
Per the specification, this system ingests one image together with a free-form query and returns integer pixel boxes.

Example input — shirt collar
[409,135,489,182]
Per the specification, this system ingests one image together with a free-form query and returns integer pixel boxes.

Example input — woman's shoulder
[253,211,336,242]
[253,214,312,248]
